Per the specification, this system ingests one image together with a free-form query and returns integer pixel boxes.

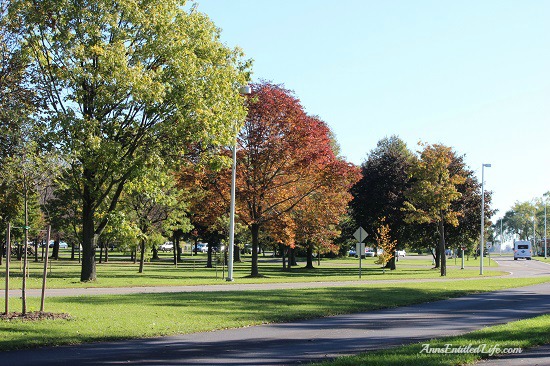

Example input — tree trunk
[22,191,29,315]
[280,244,287,270]
[51,240,59,260]
[176,236,182,262]
[34,239,38,262]
[99,242,103,263]
[71,242,75,260]
[385,253,396,270]
[438,218,446,277]
[305,242,314,269]
[138,238,145,273]
[206,243,213,268]
[172,233,178,265]
[80,193,97,282]
[234,244,241,262]
[433,246,440,268]
[104,244,109,262]
[290,247,298,266]
[250,223,260,276]
[152,245,159,260]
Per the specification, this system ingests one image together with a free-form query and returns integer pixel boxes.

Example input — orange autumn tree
[181,82,358,277]
[292,159,360,269]
[235,82,356,277]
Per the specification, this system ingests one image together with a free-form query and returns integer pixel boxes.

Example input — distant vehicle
[159,242,174,252]
[48,241,69,249]
[396,250,406,257]
[350,247,376,258]
[476,248,489,256]
[196,243,208,253]
[514,240,532,260]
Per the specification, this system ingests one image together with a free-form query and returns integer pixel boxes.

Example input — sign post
[354,227,368,278]
[487,242,492,266]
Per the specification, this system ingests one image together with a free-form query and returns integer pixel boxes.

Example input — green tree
[446,154,494,255]
[123,170,188,273]
[0,2,37,237]
[404,143,465,276]
[502,201,537,241]
[12,0,249,281]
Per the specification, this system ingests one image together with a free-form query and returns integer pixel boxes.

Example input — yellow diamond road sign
[354,227,368,242]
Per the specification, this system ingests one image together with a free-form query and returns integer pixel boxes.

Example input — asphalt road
[1,256,549,365]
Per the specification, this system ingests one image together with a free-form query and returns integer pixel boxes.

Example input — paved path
[1,256,549,365]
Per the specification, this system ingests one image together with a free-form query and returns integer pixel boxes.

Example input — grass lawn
[0,252,503,290]
[0,277,548,351]
[315,314,550,366]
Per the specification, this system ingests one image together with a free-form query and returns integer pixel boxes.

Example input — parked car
[396,250,406,257]
[48,241,69,249]
[195,243,208,253]
[159,242,174,252]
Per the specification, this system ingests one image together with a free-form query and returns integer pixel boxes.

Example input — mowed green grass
[0,252,503,290]
[1,277,548,351]
[316,314,550,366]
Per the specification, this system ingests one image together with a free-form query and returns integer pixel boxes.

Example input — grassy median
[0,253,502,289]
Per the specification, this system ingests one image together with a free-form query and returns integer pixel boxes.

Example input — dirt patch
[0,311,71,321]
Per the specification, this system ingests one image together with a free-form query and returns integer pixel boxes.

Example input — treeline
[1,1,492,281]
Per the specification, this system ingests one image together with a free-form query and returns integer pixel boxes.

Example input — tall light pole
[544,194,547,259]
[227,85,251,282]
[480,163,491,275]
[533,213,537,256]
[500,218,503,256]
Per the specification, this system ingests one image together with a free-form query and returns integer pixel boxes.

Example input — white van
[513,240,532,260]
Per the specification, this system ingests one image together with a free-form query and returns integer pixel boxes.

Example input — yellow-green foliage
[375,217,396,266]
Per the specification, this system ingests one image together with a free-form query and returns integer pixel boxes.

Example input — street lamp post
[500,218,503,256]
[227,85,251,282]
[544,199,548,259]
[533,213,536,255]
[480,163,491,275]
[545,195,547,259]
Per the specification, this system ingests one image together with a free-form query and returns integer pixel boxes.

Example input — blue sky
[197,0,550,220]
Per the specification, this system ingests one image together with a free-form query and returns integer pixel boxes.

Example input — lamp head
[238,85,251,95]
